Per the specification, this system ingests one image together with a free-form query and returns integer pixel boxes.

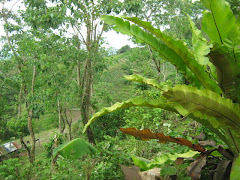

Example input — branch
[20,135,31,160]
[31,65,37,95]
[2,8,18,58]
[94,23,106,51]
[73,24,87,45]
[10,0,20,12]
[147,45,161,73]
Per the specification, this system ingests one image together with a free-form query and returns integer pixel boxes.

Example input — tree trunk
[64,109,72,141]
[77,61,81,87]
[81,59,96,145]
[18,83,23,118]
[3,7,36,163]
[147,45,161,74]
[60,113,66,134]
[57,100,62,133]
[26,107,35,163]
[24,65,37,164]
[162,63,166,81]
[20,135,31,162]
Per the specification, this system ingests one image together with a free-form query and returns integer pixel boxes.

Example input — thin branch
[73,24,86,45]
[2,8,18,58]
[147,45,161,73]
[10,0,20,12]
[95,23,106,51]
[31,65,37,95]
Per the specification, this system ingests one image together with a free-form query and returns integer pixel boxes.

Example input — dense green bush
[0,158,21,179]
[7,114,29,137]
[91,136,132,179]
[45,132,64,157]
[92,109,126,141]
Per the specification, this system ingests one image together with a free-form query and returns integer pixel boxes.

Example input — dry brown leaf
[217,146,234,160]
[120,128,205,152]
[191,132,205,141]
[187,153,207,179]
[120,165,142,180]
[213,160,232,180]
[198,140,216,147]
[175,158,184,165]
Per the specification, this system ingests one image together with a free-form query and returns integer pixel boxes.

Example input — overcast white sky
[102,31,136,49]
[0,0,135,50]
[1,0,199,50]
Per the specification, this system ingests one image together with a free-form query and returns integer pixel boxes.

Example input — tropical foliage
[83,0,240,178]
[1,0,240,179]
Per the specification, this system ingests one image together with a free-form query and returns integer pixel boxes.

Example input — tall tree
[24,0,122,144]
[85,0,240,177]
[0,0,69,162]
[61,0,122,144]
[0,1,39,163]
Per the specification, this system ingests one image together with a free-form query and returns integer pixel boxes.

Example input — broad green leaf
[201,0,240,50]
[124,16,220,93]
[161,167,177,176]
[83,97,178,133]
[132,156,151,171]
[209,49,240,103]
[132,150,199,171]
[223,129,240,154]
[201,0,240,103]
[53,138,97,159]
[101,15,202,88]
[186,14,212,66]
[164,84,240,129]
[124,74,170,91]
[163,84,240,153]
[187,113,228,147]
[230,154,240,180]
[207,62,217,80]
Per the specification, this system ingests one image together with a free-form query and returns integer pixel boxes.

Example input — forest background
[0,0,240,179]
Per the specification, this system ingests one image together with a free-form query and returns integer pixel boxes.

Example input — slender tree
[1,2,37,162]
[61,0,122,144]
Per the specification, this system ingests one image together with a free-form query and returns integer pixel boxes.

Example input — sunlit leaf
[163,84,240,153]
[83,97,178,132]
[201,0,240,103]
[230,154,240,180]
[53,138,97,159]
[201,0,239,48]
[124,74,171,91]
[124,74,161,89]
[164,84,240,128]
[101,15,202,88]
[124,16,220,93]
[132,150,199,171]
[186,14,212,66]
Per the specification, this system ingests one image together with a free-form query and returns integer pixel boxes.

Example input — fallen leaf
[139,168,161,180]
[213,160,232,180]
[175,158,184,165]
[120,165,142,180]
[198,140,216,147]
[120,128,205,152]
[187,153,207,179]
[191,132,205,140]
[217,146,234,160]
